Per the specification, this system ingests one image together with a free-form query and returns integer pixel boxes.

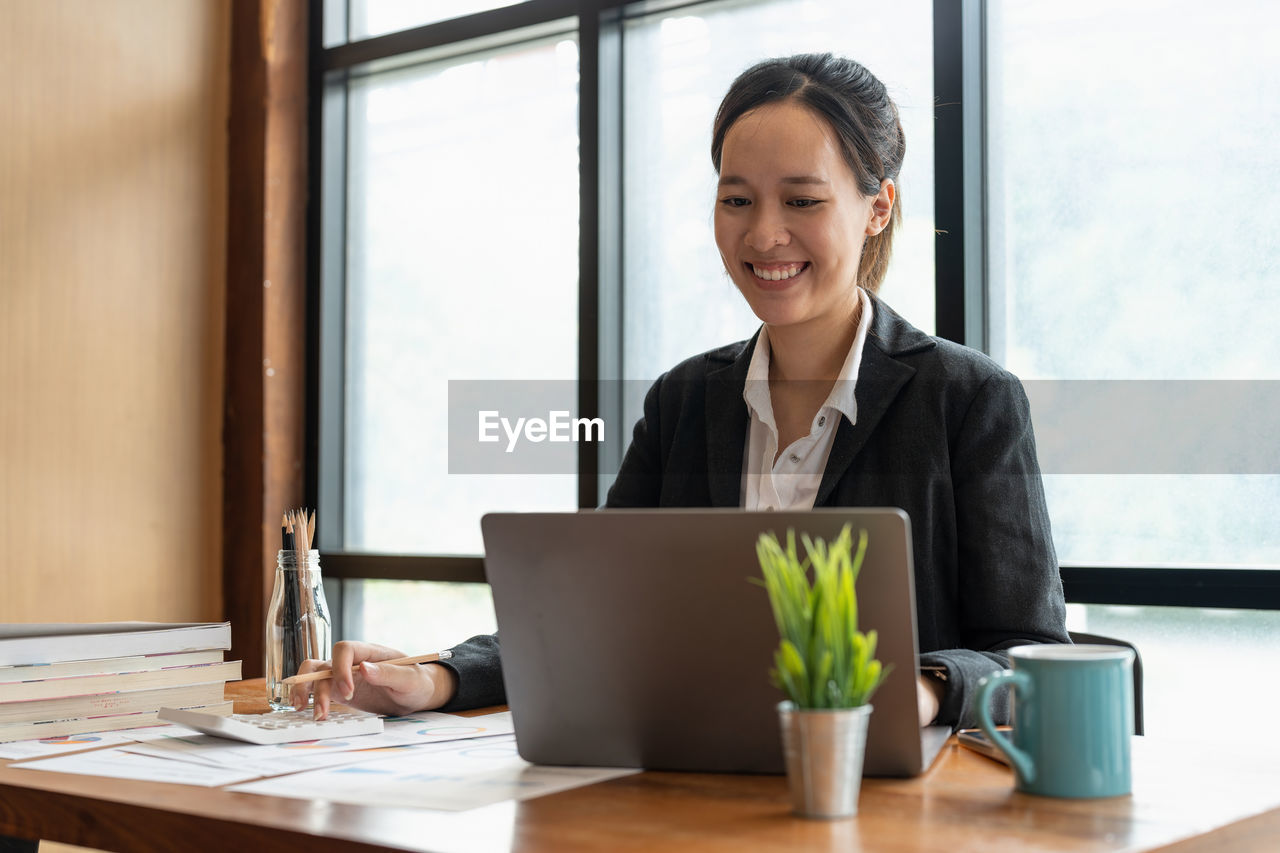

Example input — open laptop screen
[481,508,945,776]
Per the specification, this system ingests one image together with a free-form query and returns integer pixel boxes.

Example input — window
[310,0,1280,737]
[314,0,937,641]
[316,11,584,640]
[620,0,934,389]
[1067,603,1280,740]
[335,0,528,45]
[986,0,1280,739]
[986,0,1280,571]
[342,36,580,557]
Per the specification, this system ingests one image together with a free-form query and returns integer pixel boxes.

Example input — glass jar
[265,549,332,711]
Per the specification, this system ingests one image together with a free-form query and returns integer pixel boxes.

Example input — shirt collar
[741,288,874,425]
[742,325,775,427]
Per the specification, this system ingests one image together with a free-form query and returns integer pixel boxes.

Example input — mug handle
[975,669,1035,785]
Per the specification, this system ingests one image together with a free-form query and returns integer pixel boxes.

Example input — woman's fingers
[289,658,329,712]
[916,674,943,727]
[294,641,412,719]
[330,641,359,704]
[281,641,457,720]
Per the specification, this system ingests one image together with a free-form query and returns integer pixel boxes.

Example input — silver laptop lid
[481,508,938,777]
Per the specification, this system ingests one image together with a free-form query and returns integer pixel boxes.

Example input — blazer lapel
[815,297,930,507]
[704,332,756,507]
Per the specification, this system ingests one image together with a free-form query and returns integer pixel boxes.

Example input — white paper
[0,723,200,760]
[227,734,640,811]
[13,747,264,786]
[125,723,205,741]
[121,735,480,777]
[122,711,515,771]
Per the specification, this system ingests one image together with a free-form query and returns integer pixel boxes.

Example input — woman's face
[714,99,887,333]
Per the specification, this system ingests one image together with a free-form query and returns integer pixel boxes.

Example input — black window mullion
[323,0,584,72]
[932,0,985,349]
[305,3,324,518]
[1062,567,1280,611]
[578,4,602,509]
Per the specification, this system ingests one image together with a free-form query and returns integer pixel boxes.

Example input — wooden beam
[224,0,309,678]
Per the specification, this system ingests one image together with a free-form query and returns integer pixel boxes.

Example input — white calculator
[158,707,384,745]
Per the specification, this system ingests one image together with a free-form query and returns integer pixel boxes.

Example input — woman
[297,54,1069,730]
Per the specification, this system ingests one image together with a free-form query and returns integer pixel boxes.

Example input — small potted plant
[756,523,889,818]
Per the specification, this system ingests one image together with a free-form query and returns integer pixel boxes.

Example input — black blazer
[442,296,1069,726]
[603,294,1069,728]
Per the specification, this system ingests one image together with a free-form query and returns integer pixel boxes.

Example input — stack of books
[0,622,240,742]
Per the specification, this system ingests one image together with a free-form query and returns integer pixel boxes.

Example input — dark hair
[711,53,905,293]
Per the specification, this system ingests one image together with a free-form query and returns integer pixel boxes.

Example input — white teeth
[752,263,804,281]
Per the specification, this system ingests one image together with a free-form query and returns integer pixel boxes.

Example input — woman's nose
[745,211,790,252]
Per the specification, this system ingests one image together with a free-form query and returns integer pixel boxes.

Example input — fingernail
[363,662,379,675]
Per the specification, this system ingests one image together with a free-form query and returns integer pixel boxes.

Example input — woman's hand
[916,674,944,727]
[291,640,459,720]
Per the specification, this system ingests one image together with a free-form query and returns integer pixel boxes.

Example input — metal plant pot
[777,701,873,818]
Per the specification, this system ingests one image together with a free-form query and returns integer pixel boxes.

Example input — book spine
[0,623,232,668]
[0,650,225,683]
[0,701,235,743]
[0,660,241,703]
[0,682,227,724]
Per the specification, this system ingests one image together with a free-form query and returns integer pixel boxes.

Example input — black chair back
[1068,631,1144,735]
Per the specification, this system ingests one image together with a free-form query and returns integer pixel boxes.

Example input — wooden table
[0,680,1276,852]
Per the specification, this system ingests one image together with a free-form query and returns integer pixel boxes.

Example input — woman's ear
[865,179,896,236]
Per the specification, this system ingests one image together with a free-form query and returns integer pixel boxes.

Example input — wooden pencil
[299,508,319,659]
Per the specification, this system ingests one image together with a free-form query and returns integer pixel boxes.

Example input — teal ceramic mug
[975,644,1134,798]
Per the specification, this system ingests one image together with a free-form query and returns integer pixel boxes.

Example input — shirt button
[789,454,800,463]
[818,416,826,427]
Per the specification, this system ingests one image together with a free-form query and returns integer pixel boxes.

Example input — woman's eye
[789,198,822,208]
[719,197,750,208]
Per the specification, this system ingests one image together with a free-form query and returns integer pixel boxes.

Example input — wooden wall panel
[222,0,309,677]
[0,1,229,623]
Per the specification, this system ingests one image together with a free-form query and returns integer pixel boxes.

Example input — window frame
[305,0,1280,618]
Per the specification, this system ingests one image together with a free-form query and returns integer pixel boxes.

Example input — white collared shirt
[740,288,873,510]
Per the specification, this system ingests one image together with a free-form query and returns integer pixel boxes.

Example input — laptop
[480,508,950,777]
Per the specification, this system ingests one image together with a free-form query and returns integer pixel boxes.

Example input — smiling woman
[602,54,1070,731]
[298,53,1071,731]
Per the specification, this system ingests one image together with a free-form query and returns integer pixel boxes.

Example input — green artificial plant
[755,523,890,709]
